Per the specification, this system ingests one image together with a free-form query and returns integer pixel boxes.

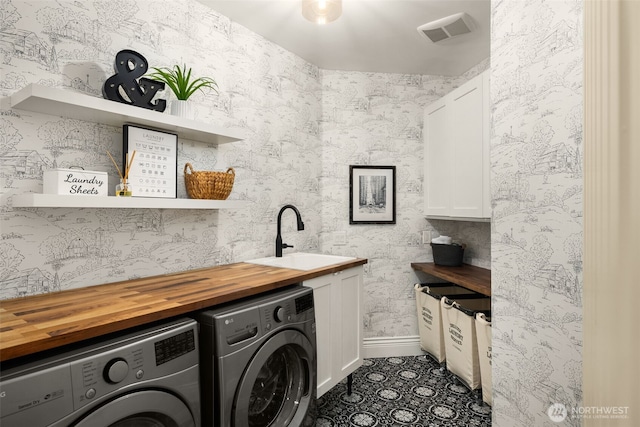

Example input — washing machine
[0,318,200,427]
[197,284,317,427]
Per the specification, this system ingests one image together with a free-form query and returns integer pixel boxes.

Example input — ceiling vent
[417,12,475,43]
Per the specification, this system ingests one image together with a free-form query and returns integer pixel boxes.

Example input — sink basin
[245,252,356,271]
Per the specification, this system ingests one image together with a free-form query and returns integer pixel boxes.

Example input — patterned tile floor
[316,355,492,426]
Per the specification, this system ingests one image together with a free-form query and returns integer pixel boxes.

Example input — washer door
[71,390,195,427]
[233,329,315,427]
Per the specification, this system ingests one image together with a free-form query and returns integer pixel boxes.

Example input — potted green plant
[147,64,218,118]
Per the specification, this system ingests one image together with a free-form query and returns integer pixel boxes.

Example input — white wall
[490,0,584,425]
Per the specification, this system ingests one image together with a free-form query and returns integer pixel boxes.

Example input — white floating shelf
[10,84,245,145]
[12,194,248,210]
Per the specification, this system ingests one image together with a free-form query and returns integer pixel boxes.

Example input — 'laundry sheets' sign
[43,169,108,196]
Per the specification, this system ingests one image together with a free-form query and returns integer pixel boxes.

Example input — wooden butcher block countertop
[0,259,367,362]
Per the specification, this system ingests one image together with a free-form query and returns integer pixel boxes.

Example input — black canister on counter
[431,243,465,266]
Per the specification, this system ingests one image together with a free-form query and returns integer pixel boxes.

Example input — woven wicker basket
[184,163,235,200]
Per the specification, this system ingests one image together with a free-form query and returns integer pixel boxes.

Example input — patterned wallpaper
[0,0,324,299]
[490,0,584,425]
[320,68,490,338]
[0,0,587,421]
[0,0,489,341]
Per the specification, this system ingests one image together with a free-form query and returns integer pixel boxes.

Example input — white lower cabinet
[303,265,363,398]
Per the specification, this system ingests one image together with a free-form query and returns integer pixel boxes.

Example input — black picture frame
[349,165,396,224]
[123,124,178,198]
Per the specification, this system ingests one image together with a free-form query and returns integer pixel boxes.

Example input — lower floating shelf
[12,193,247,210]
[411,262,491,296]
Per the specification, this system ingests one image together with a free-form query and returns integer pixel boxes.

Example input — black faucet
[275,204,305,257]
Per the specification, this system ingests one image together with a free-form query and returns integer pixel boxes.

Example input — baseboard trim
[362,335,424,359]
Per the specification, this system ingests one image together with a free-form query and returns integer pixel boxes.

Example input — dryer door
[70,390,195,427]
[234,329,315,427]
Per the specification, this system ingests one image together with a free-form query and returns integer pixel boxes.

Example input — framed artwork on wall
[349,165,396,224]
[123,125,178,198]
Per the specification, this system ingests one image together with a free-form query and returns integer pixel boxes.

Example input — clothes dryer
[197,284,316,427]
[0,318,200,427]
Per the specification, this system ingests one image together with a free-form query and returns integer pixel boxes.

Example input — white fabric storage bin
[414,283,476,363]
[43,168,108,196]
[475,312,492,405]
[440,296,491,390]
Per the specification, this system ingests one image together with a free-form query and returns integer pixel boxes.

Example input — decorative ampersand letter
[102,50,166,112]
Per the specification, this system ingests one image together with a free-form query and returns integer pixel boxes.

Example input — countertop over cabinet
[0,259,367,362]
[411,262,491,296]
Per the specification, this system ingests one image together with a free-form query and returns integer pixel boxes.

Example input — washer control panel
[209,285,315,352]
[259,287,314,331]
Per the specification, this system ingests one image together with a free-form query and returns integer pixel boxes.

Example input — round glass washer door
[233,329,315,427]
[71,390,195,427]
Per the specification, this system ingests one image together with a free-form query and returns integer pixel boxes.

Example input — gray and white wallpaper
[490,0,583,425]
[0,0,325,296]
[0,0,489,340]
[0,0,586,424]
[320,68,490,338]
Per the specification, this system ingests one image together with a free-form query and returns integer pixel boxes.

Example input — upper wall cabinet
[424,71,490,221]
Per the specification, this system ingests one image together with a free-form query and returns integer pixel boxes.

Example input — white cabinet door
[423,70,490,220]
[303,273,336,396]
[304,266,363,398]
[450,73,485,218]
[337,267,363,380]
[424,98,451,216]
[482,71,491,216]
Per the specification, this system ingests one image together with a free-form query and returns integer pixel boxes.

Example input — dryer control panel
[0,318,198,426]
[68,322,197,410]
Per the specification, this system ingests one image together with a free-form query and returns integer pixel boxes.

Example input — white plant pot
[170,100,193,119]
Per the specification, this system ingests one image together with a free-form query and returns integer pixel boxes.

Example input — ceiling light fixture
[302,0,342,25]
